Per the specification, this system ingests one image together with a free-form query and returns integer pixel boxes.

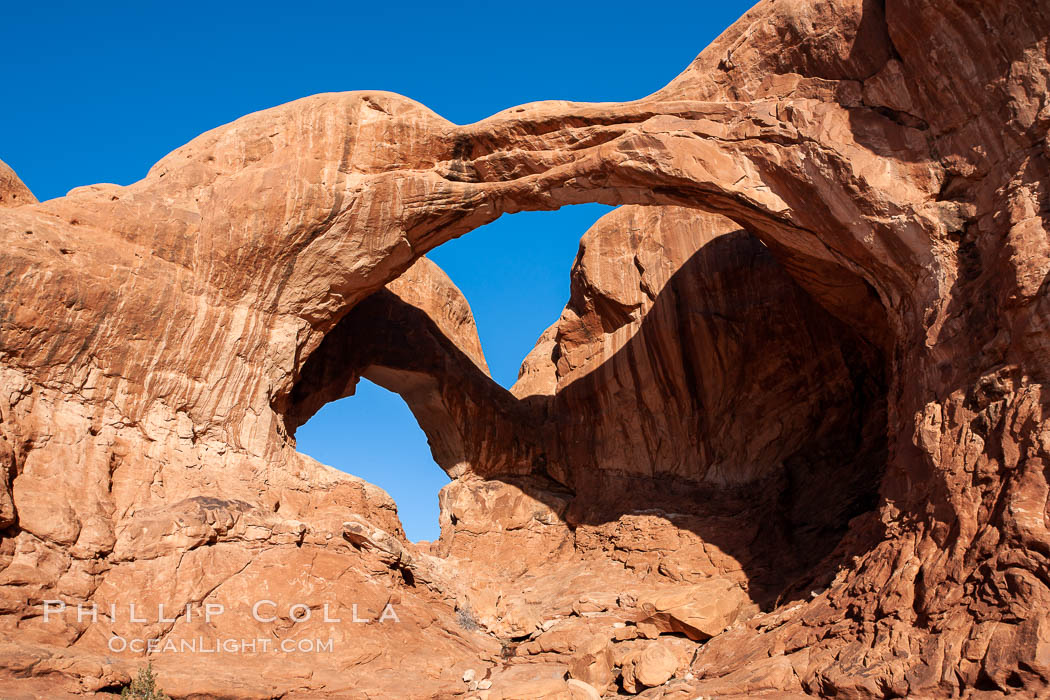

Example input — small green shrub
[121,662,170,700]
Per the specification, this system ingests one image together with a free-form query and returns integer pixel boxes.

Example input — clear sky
[3,0,756,541]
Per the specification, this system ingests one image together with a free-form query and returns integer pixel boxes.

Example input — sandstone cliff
[1,0,1049,697]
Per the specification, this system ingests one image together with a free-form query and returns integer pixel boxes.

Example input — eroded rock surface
[0,159,36,209]
[1,0,1049,697]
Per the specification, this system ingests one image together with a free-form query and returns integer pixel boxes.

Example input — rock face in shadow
[537,207,887,602]
[425,205,888,628]
[1,0,1049,697]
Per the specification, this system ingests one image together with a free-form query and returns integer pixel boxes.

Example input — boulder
[621,643,678,693]
[637,579,753,641]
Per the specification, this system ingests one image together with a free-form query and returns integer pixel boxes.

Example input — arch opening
[284,202,892,606]
[427,202,616,388]
[294,376,449,542]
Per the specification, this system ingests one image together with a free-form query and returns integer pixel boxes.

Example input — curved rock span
[1,0,1049,697]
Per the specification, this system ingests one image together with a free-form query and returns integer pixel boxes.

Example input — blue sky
[2,0,756,540]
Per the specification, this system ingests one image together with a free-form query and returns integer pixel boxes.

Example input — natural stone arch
[0,0,1047,694]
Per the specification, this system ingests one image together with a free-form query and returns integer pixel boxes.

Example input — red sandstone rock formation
[1,0,1049,697]
[0,160,36,209]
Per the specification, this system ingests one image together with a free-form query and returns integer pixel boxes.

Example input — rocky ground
[1,0,1049,697]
